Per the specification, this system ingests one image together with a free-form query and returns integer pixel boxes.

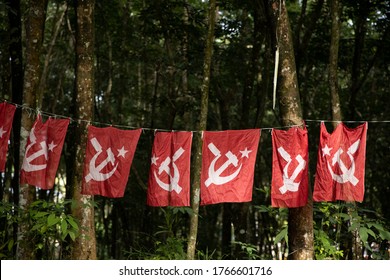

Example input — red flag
[271,126,308,208]
[20,115,69,189]
[82,126,141,198]
[313,122,368,202]
[200,129,260,205]
[0,102,16,172]
[147,131,192,207]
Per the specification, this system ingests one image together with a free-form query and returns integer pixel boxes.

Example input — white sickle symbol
[327,140,360,185]
[154,147,184,194]
[205,143,242,187]
[277,147,306,194]
[22,128,48,172]
[85,137,118,182]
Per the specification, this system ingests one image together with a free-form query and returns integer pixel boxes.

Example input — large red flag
[82,126,141,198]
[0,102,16,172]
[313,122,368,202]
[20,115,69,189]
[200,129,260,205]
[147,131,192,207]
[271,126,308,208]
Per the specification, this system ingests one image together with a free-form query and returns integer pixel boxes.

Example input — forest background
[0,0,389,260]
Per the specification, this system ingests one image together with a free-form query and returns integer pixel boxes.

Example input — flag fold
[0,102,17,171]
[313,122,368,202]
[20,115,69,189]
[271,126,309,208]
[147,131,192,207]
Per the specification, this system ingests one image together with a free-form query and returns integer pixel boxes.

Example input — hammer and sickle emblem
[327,140,360,186]
[153,147,185,194]
[205,143,242,187]
[21,128,48,172]
[277,147,306,194]
[85,137,118,182]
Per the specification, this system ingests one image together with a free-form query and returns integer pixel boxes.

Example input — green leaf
[367,228,376,239]
[47,213,60,227]
[7,239,14,251]
[359,227,368,243]
[370,223,384,231]
[34,211,48,218]
[61,219,68,233]
[67,217,79,230]
[378,229,390,241]
[274,227,288,245]
[69,231,76,241]
[338,213,350,221]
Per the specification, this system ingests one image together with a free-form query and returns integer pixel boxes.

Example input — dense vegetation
[0,0,389,260]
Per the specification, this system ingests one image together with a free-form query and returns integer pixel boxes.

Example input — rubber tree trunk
[186,0,216,260]
[17,0,48,260]
[71,0,97,260]
[269,0,314,260]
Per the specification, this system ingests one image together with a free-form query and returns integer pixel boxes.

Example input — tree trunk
[186,0,216,260]
[71,0,96,260]
[17,0,48,260]
[268,0,314,260]
[329,0,342,125]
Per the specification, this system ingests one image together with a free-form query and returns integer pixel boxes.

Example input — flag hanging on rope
[271,126,309,208]
[82,126,141,198]
[313,122,368,202]
[147,131,192,207]
[20,115,69,189]
[0,102,16,172]
[200,129,260,205]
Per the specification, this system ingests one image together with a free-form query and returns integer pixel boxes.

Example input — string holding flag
[0,98,386,207]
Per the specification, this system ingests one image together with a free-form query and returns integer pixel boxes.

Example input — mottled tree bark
[17,0,48,260]
[71,0,96,260]
[269,0,314,260]
[187,0,216,260]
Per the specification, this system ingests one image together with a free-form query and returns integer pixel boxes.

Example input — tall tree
[329,0,342,125]
[187,0,217,260]
[70,0,96,260]
[17,0,48,260]
[268,0,314,260]
[5,0,24,256]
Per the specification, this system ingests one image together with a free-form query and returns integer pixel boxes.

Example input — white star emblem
[48,141,57,152]
[151,155,158,165]
[0,127,6,138]
[240,147,252,158]
[322,144,332,157]
[117,146,128,158]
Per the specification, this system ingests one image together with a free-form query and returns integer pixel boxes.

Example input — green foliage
[0,202,19,259]
[232,241,260,260]
[0,199,80,259]
[314,202,390,260]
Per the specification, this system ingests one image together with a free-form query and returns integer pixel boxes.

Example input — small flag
[313,122,368,202]
[82,126,141,198]
[200,129,260,205]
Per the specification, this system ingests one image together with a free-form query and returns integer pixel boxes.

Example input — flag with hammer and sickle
[147,131,192,207]
[20,115,69,189]
[313,122,368,202]
[271,126,309,208]
[200,129,260,205]
[81,126,142,198]
[0,102,16,172]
